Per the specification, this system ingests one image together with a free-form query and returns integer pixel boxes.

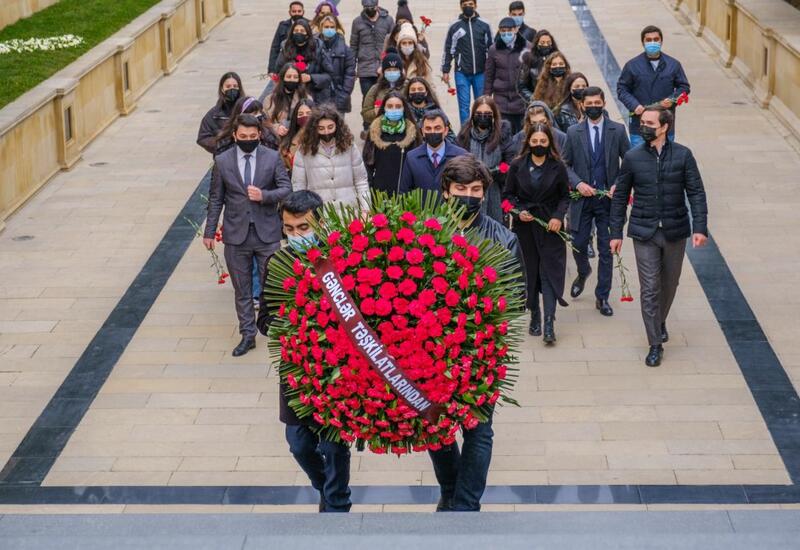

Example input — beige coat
[291,143,369,208]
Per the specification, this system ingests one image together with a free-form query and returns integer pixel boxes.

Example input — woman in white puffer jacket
[291,105,369,210]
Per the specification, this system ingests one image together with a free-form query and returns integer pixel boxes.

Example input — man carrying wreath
[428,154,526,511]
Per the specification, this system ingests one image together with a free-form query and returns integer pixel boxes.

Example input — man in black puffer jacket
[610,106,708,368]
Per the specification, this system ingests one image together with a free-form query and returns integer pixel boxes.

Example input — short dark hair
[289,1,304,9]
[643,105,674,131]
[440,154,493,193]
[640,25,662,42]
[509,1,525,11]
[420,108,449,127]
[581,86,605,102]
[232,113,262,133]
[281,190,323,217]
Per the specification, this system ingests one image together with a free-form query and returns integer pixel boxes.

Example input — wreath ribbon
[314,257,445,423]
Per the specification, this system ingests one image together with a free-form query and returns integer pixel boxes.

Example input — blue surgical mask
[500,32,515,46]
[287,232,318,253]
[322,28,336,39]
[384,70,401,84]
[644,42,661,56]
[384,108,404,122]
[512,15,524,27]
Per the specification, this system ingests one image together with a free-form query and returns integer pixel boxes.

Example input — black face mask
[320,132,336,143]
[283,80,299,93]
[536,45,552,56]
[423,132,444,147]
[455,195,482,218]
[237,139,259,154]
[364,7,377,16]
[571,88,585,101]
[409,92,428,105]
[640,125,658,143]
[584,106,604,121]
[290,14,304,22]
[473,113,493,129]
[292,33,308,45]
[550,66,566,78]
[223,88,240,105]
[531,144,548,157]
[462,6,475,17]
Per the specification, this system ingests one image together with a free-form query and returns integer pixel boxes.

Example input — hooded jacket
[484,33,528,115]
[350,8,395,77]
[510,100,567,154]
[441,13,492,75]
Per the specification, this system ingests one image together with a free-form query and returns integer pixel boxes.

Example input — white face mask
[400,44,415,57]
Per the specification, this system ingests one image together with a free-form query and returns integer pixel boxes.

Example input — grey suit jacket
[204,145,292,246]
[562,117,630,233]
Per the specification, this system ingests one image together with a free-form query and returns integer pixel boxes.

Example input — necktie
[244,154,252,187]
[593,126,600,153]
[431,152,440,169]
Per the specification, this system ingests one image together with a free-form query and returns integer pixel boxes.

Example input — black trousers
[571,196,612,300]
[501,112,524,135]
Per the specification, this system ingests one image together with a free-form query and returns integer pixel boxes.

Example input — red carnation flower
[417,234,435,248]
[374,99,383,108]
[386,265,404,280]
[379,281,398,299]
[445,289,460,307]
[407,265,425,279]
[327,231,341,245]
[375,298,393,316]
[372,213,389,227]
[424,218,442,231]
[375,228,394,243]
[398,279,418,296]
[405,248,424,265]
[447,87,456,96]
[271,73,280,82]
[352,235,370,252]
[501,199,515,214]
[366,247,383,261]
[498,162,510,174]
[396,227,416,244]
[399,211,417,225]
[452,234,468,248]
[348,219,365,234]
[433,261,447,275]
[388,246,405,262]
[482,266,498,283]
[432,277,449,294]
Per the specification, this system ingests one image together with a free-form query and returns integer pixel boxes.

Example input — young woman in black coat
[318,15,356,113]
[517,30,558,104]
[275,19,335,106]
[197,72,244,155]
[503,122,570,344]
[362,92,421,195]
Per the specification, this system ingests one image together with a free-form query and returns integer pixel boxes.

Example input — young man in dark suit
[204,114,291,357]
[398,110,467,196]
[562,87,630,317]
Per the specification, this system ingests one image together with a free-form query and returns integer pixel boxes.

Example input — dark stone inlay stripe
[0,172,211,486]
[568,0,800,484]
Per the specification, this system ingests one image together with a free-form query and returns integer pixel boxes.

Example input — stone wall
[0,0,235,231]
[665,0,800,141]
[0,0,60,31]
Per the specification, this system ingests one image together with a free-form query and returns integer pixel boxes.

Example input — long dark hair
[216,71,244,108]
[281,98,315,151]
[267,64,309,124]
[521,30,558,72]
[457,95,502,153]
[533,51,571,109]
[559,72,588,109]
[281,19,317,62]
[518,122,561,162]
[298,104,353,156]
[376,91,416,125]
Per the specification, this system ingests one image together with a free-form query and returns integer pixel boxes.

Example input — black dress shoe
[232,336,256,357]
[661,322,669,343]
[319,492,326,513]
[645,345,663,367]
[529,308,542,336]
[543,316,556,344]
[436,495,453,512]
[596,299,613,317]
[570,270,591,298]
[587,242,596,259]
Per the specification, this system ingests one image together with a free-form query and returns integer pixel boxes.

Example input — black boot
[529,308,542,336]
[543,316,556,344]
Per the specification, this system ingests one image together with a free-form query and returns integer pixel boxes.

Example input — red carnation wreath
[265,191,524,454]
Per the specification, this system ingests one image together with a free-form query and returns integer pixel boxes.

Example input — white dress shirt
[588,117,604,153]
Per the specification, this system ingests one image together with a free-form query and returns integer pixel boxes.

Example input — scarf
[468,126,501,170]
[380,116,406,135]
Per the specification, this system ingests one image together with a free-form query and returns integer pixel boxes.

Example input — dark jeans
[359,77,378,130]
[285,424,352,512]
[501,112,524,134]
[632,228,686,346]
[571,196,612,300]
[428,412,494,511]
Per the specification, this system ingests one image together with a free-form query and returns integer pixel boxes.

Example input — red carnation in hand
[420,16,432,26]
[447,88,456,96]
[374,99,384,108]
[498,162,510,174]
[271,73,279,82]
[501,199,515,214]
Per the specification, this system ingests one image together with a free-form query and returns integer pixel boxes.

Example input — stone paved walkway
[0,0,798,494]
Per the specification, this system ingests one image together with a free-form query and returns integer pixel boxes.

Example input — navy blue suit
[562,118,630,301]
[397,142,468,195]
